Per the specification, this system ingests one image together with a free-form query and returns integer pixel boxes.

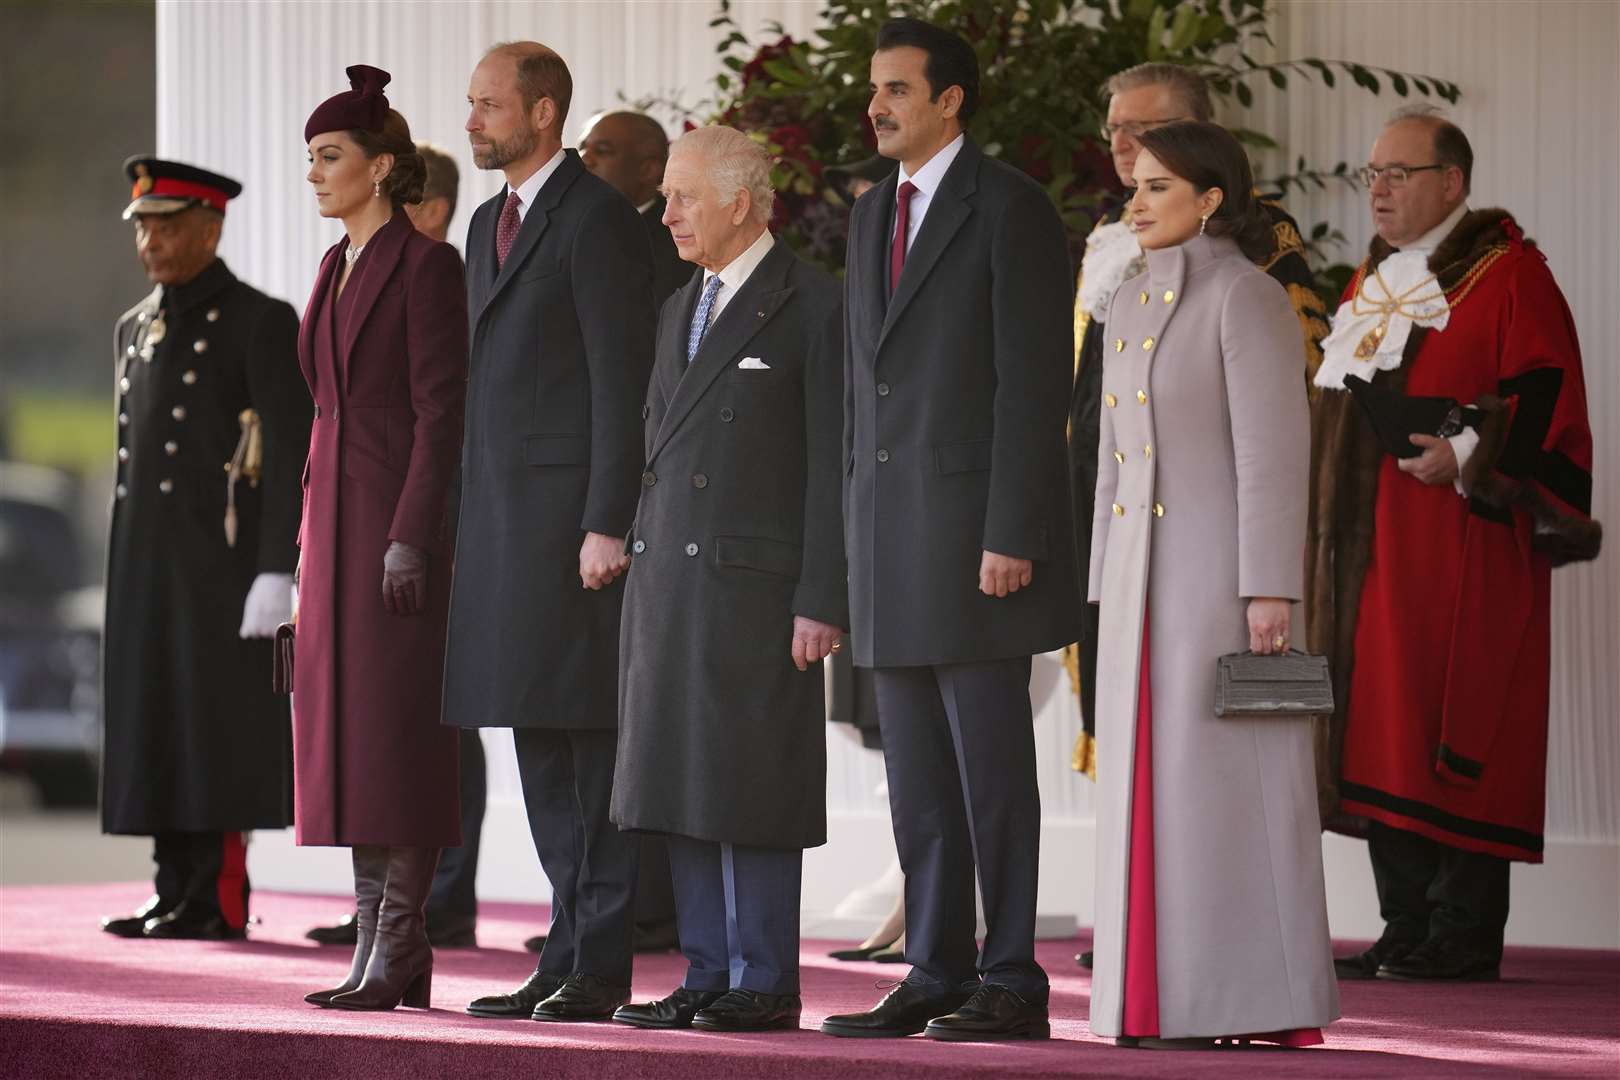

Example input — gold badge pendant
[1354,322,1386,359]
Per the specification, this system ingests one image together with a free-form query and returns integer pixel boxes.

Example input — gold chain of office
[1348,243,1509,360]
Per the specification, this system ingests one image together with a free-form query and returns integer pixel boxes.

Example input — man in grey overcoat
[610,126,846,1034]
[447,42,656,1023]
[820,19,1080,1042]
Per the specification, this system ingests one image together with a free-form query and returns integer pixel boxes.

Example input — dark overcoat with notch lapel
[843,137,1081,668]
[442,151,656,731]
[102,259,309,835]
[292,211,466,847]
[611,241,847,850]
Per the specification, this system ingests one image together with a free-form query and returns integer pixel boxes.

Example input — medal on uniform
[140,312,166,362]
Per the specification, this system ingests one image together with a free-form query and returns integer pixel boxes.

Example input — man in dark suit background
[610,124,846,1034]
[820,19,1078,1042]
[581,110,692,303]
[445,40,656,1024]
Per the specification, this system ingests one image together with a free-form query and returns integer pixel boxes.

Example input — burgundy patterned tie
[889,180,918,296]
[495,190,522,268]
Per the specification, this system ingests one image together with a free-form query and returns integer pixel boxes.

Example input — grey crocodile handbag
[1214,649,1333,718]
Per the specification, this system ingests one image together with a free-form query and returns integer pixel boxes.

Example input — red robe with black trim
[1337,217,1595,863]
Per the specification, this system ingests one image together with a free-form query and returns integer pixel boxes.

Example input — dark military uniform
[101,159,311,939]
[1066,196,1329,777]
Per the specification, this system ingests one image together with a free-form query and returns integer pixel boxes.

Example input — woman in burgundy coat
[293,66,467,1011]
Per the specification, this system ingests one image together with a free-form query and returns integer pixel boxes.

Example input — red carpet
[1,883,1616,1078]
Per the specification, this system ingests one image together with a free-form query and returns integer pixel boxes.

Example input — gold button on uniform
[1113,450,1125,464]
[1104,393,1117,408]
[159,479,174,495]
[164,441,178,456]
[1112,503,1125,516]
[1138,291,1148,304]
[1113,339,1123,353]
[193,339,208,354]
[1163,289,1175,303]
[1142,336,1155,350]
[182,370,198,385]
[206,308,220,322]
[1137,389,1148,404]
[1153,502,1165,517]
[172,405,187,421]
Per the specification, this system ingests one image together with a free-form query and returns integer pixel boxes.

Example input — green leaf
[1268,68,1286,89]
[1390,72,1408,96]
[762,58,809,86]
[1126,0,1157,20]
[1412,76,1430,95]
[1234,80,1253,107]
[1145,5,1168,59]
[1168,4,1199,51]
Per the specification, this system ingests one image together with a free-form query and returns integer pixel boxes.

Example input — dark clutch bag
[1342,374,1482,459]
[1214,649,1333,719]
[273,622,295,695]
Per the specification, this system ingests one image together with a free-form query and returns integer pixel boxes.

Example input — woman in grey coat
[1088,121,1338,1048]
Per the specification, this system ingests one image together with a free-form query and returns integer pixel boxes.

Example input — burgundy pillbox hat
[305,64,392,144]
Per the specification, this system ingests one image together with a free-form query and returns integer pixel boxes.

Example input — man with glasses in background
[1064,70,1327,971]
[1309,105,1598,983]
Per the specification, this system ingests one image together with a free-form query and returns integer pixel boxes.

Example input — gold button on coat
[1113,339,1124,353]
[1153,502,1165,517]
[1138,291,1148,304]
[1142,336,1155,350]
[1144,444,1153,458]
[1163,289,1175,303]
[1137,389,1148,404]
[1112,503,1125,516]
[1104,393,1117,408]
[1113,450,1125,464]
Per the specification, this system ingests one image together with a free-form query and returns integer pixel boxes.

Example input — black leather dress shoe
[925,984,1050,1042]
[692,989,802,1032]
[426,911,477,948]
[532,973,631,1022]
[466,968,565,1018]
[1334,933,1419,980]
[820,981,972,1038]
[101,895,176,938]
[1378,937,1500,982]
[523,934,547,953]
[1076,951,1094,969]
[306,913,360,946]
[142,903,247,941]
[614,987,726,1029]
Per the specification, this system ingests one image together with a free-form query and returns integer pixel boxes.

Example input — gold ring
[1273,635,1286,650]
[830,640,843,652]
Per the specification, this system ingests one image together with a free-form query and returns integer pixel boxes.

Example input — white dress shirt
[893,133,965,255]
[700,228,775,327]
[506,148,567,223]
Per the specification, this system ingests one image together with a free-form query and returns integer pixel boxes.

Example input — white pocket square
[737,357,771,370]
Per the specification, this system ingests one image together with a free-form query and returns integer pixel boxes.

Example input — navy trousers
[513,727,639,985]
[427,727,487,919]
[666,834,802,996]
[871,656,1047,1000]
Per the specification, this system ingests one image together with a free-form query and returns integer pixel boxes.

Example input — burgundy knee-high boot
[329,846,441,1010]
[305,845,389,1006]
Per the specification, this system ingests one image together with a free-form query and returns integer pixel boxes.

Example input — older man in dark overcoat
[609,125,846,1034]
[821,20,1079,1042]
[100,158,310,942]
[446,43,656,1023]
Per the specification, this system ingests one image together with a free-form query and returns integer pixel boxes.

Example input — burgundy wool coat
[292,211,467,847]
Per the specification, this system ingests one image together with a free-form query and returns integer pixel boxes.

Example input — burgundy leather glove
[381,540,428,616]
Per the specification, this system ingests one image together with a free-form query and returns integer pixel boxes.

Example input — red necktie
[495,190,522,268]
[889,180,918,297]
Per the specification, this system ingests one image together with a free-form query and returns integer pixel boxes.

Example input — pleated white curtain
[157,0,1616,847]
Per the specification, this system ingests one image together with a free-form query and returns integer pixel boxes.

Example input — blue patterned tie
[686,275,724,363]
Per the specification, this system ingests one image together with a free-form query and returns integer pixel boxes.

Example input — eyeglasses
[1358,163,1448,188]
[1100,118,1186,142]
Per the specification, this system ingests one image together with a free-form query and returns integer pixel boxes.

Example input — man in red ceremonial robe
[1308,107,1600,982]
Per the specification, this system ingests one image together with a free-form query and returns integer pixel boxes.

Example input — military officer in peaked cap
[99,157,312,941]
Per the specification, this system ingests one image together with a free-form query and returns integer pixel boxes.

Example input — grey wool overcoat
[611,241,848,850]
[1087,235,1339,1038]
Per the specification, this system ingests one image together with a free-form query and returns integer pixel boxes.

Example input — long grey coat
[612,242,847,850]
[1087,235,1338,1038]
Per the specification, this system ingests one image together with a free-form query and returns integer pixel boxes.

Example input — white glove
[240,573,295,638]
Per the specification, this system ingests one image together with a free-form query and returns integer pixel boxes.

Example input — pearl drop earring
[373,180,381,197]
[1199,214,1209,236]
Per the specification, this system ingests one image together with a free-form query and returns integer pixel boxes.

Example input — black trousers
[427,727,487,919]
[152,831,250,928]
[512,727,639,985]
[1368,820,1511,959]
[871,656,1047,999]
